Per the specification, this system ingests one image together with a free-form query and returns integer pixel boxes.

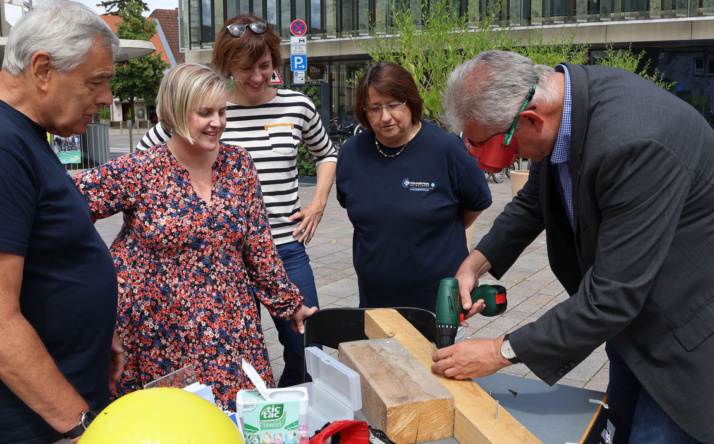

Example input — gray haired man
[433,50,714,444]
[0,1,123,441]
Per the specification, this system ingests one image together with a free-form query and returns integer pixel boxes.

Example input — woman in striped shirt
[137,15,336,387]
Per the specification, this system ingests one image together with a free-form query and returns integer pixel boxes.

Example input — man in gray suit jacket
[432,50,714,443]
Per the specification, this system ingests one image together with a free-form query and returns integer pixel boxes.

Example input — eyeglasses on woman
[363,101,407,115]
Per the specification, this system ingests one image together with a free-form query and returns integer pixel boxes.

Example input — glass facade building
[181,0,714,46]
[178,0,714,125]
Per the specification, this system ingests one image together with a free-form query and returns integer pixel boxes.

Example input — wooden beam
[340,339,454,444]
[364,309,540,444]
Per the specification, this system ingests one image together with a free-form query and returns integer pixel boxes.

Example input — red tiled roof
[149,8,184,64]
[101,14,172,65]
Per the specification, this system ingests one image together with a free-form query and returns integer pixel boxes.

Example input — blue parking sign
[291,55,307,72]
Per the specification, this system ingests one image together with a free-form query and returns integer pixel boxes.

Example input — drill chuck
[436,324,459,349]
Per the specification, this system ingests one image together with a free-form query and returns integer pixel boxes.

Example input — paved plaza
[92,132,609,393]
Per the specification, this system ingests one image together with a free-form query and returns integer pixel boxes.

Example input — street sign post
[291,44,307,54]
[291,54,307,72]
[270,70,283,85]
[290,20,308,84]
[290,19,307,36]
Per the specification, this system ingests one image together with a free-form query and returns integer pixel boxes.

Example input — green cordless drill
[435,277,507,349]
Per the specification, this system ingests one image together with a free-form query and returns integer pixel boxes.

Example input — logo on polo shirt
[402,178,435,192]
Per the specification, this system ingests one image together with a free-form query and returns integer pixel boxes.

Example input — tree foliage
[114,1,157,41]
[98,0,149,16]
[111,2,169,124]
[98,105,111,121]
[516,28,587,67]
[593,43,674,90]
[357,0,670,125]
[358,0,516,121]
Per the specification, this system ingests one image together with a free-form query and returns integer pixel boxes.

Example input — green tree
[98,105,111,121]
[516,28,588,67]
[594,42,674,90]
[111,1,169,150]
[357,0,516,123]
[98,0,149,15]
[357,0,669,125]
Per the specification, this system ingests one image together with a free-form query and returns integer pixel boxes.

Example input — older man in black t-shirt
[0,1,122,442]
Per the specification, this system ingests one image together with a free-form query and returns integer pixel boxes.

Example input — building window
[311,0,324,33]
[201,0,215,42]
[694,58,705,75]
[295,0,307,27]
[280,0,291,35]
[693,58,714,76]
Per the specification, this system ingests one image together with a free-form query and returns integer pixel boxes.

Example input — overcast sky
[4,0,180,26]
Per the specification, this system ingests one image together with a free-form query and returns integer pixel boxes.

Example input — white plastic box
[297,347,362,436]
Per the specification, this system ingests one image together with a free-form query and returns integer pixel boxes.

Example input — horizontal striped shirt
[137,89,337,245]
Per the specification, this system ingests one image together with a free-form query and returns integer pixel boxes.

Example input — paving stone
[315,292,347,306]
[311,266,338,278]
[318,278,359,298]
[498,363,532,377]
[315,260,354,270]
[329,294,360,307]
[313,276,340,288]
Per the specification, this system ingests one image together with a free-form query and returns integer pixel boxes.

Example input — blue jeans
[606,343,702,444]
[272,241,319,387]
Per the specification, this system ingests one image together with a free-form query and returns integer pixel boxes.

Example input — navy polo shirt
[0,100,118,442]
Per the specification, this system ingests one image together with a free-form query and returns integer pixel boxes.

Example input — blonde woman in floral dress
[75,63,316,411]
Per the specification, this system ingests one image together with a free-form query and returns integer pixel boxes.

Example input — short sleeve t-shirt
[0,100,118,442]
[336,120,492,311]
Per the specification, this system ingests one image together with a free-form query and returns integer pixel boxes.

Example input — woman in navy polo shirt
[336,62,492,312]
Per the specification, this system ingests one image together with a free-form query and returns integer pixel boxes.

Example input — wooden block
[365,309,541,444]
[339,338,454,444]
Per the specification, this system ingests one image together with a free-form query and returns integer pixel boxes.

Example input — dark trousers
[606,342,702,444]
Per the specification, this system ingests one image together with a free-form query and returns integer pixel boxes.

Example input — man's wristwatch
[61,410,97,440]
[500,333,521,364]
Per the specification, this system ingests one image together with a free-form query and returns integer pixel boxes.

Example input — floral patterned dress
[74,143,303,411]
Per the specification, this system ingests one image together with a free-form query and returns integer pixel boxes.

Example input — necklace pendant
[374,138,408,158]
[374,124,417,158]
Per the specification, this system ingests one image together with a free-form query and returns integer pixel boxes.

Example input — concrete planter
[510,170,530,197]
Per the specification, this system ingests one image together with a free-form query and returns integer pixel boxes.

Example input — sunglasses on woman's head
[226,20,268,37]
